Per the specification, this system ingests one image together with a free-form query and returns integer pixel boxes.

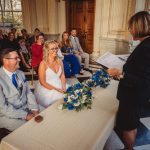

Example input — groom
[69,28,91,72]
[0,48,39,131]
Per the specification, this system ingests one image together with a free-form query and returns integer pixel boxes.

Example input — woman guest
[61,31,82,77]
[31,33,44,73]
[54,40,72,78]
[34,40,68,108]
[108,11,150,150]
[29,28,40,46]
[19,29,30,48]
[1,32,20,52]
[19,39,31,71]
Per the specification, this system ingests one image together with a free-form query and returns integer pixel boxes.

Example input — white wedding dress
[34,65,67,108]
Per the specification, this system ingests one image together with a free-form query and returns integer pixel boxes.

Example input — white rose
[73,102,80,106]
[68,97,72,102]
[71,95,75,99]
[80,89,83,92]
[83,95,87,100]
[75,95,78,99]
[81,99,85,103]
[64,94,67,98]
[75,90,79,93]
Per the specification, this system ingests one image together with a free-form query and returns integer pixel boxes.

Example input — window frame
[0,0,22,28]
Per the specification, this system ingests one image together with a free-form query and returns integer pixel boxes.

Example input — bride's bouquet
[58,69,111,111]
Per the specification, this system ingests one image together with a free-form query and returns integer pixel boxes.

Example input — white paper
[96,52,126,70]
[116,54,130,62]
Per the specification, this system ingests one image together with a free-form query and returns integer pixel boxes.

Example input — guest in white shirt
[0,48,39,131]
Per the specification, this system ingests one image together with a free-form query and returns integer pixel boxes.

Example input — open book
[96,52,129,70]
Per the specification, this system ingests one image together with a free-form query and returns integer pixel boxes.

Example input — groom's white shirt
[3,66,14,79]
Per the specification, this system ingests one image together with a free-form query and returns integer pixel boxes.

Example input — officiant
[108,11,150,150]
[0,48,39,131]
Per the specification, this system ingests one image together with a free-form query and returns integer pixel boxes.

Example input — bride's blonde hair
[43,40,58,63]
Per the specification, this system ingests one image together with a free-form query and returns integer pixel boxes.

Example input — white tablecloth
[0,80,119,150]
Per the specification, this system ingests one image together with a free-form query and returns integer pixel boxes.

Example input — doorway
[66,0,95,54]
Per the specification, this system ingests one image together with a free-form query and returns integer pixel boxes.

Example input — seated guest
[0,29,8,49]
[54,40,72,78]
[62,60,72,78]
[0,48,39,131]
[61,31,81,77]
[19,39,31,71]
[29,28,40,46]
[18,29,30,46]
[1,32,20,52]
[34,40,68,108]
[31,33,44,74]
[0,29,8,40]
[69,28,90,72]
[19,28,31,57]
[11,28,18,39]
[20,29,30,41]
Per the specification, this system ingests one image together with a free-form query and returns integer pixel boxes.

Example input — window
[0,0,22,28]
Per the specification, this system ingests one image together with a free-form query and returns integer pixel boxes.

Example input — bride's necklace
[48,60,59,73]
[48,58,56,65]
[48,60,58,68]
[49,61,55,65]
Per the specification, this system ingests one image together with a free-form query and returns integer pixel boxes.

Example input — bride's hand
[107,68,122,77]
[62,88,66,93]
[55,88,64,93]
[62,86,66,92]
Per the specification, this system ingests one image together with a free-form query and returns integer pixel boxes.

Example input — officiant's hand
[107,68,122,77]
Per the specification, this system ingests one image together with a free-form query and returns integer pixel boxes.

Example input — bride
[34,40,67,108]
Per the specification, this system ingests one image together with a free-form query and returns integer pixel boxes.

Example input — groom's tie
[12,73,18,88]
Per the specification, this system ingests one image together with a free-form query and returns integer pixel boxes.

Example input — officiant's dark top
[117,36,150,105]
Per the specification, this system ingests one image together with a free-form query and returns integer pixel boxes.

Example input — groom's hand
[31,110,39,116]
[26,113,34,121]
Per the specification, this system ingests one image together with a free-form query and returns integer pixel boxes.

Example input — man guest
[0,48,39,131]
[69,28,90,72]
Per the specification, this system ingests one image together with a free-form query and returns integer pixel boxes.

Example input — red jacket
[31,43,43,68]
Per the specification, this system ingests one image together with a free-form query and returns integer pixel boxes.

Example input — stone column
[58,0,66,38]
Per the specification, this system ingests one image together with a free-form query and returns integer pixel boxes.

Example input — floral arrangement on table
[58,69,111,111]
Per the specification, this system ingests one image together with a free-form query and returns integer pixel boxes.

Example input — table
[0,80,119,150]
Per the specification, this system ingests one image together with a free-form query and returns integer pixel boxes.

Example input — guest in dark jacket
[1,32,20,52]
[0,29,8,49]
[108,11,150,150]
[29,28,40,46]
